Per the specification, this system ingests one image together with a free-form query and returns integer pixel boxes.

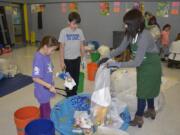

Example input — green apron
[131,43,162,99]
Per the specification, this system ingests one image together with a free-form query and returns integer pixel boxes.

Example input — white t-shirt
[58,27,85,60]
[169,40,180,61]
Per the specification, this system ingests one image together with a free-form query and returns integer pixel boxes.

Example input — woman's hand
[98,57,109,66]
[107,61,121,68]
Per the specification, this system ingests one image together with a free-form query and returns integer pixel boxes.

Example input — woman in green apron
[100,9,162,128]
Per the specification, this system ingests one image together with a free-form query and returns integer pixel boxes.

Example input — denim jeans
[135,98,154,116]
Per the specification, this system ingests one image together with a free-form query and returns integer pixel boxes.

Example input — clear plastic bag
[111,68,165,115]
[0,58,19,77]
[91,65,111,107]
[91,65,111,125]
[105,98,126,129]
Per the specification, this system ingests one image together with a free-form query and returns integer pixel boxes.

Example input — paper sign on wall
[156,2,170,17]
[171,2,180,7]
[69,2,78,12]
[60,3,67,14]
[113,2,120,13]
[31,4,45,13]
[171,2,179,15]
[99,2,110,16]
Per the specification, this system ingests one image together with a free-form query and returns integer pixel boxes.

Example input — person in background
[32,36,59,119]
[144,11,153,29]
[160,24,171,61]
[59,12,85,97]
[148,16,161,43]
[168,33,180,67]
[100,9,162,128]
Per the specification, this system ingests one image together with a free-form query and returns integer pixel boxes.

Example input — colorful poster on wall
[69,2,78,12]
[31,4,45,13]
[99,2,110,16]
[156,2,170,17]
[113,2,121,13]
[171,2,180,7]
[171,2,179,15]
[60,3,67,14]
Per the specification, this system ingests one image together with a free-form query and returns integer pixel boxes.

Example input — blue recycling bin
[51,94,91,135]
[51,93,130,135]
[25,119,55,135]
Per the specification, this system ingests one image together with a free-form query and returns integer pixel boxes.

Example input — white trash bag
[111,68,165,115]
[91,65,111,125]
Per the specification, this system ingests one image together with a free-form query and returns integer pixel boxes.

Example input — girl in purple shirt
[32,36,59,119]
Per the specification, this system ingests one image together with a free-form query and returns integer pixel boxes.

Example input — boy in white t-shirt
[59,12,85,97]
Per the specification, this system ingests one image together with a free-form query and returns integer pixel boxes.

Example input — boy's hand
[60,62,66,71]
[49,85,57,94]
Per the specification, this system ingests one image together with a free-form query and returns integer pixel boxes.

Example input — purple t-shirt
[32,52,54,104]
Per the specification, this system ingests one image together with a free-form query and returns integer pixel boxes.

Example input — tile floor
[0,46,180,135]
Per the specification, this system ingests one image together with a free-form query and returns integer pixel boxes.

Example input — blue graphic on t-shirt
[66,34,80,40]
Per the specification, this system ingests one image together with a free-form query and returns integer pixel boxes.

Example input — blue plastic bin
[25,119,55,135]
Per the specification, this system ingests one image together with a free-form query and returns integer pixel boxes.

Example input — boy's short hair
[68,12,81,24]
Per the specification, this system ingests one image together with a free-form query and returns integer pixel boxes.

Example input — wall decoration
[31,4,45,13]
[156,2,170,17]
[113,2,121,13]
[69,2,78,12]
[60,3,67,14]
[99,2,110,16]
[171,2,179,15]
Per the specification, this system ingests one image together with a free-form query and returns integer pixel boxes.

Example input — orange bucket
[14,106,40,135]
[87,62,98,81]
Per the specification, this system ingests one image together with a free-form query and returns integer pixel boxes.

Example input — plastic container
[90,41,100,50]
[14,106,40,135]
[87,63,98,81]
[90,52,100,62]
[25,119,55,135]
[77,72,85,93]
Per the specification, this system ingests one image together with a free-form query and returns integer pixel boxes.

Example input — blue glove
[107,61,121,68]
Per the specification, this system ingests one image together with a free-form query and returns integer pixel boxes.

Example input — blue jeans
[135,98,154,116]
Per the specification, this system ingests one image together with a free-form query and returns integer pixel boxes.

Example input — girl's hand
[49,85,57,94]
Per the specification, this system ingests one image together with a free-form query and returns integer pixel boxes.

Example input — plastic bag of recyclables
[111,68,165,116]
[91,65,111,126]
[0,58,19,77]
[98,45,110,58]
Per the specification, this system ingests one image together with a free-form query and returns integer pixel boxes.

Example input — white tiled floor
[0,46,180,135]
